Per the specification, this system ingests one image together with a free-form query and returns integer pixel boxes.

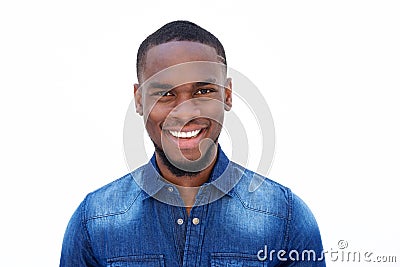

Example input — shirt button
[177,218,184,225]
[167,186,174,192]
[192,217,200,225]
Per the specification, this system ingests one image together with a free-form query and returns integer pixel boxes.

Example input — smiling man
[60,21,326,266]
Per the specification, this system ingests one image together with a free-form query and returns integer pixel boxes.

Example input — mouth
[168,129,201,139]
[162,126,208,150]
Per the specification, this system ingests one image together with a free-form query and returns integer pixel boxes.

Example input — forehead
[142,41,221,82]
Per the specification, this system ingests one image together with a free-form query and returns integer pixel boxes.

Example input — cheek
[199,101,225,125]
[144,104,168,133]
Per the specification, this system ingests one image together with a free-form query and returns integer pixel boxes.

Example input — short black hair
[136,20,227,82]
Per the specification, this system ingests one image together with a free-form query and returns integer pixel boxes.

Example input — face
[134,41,232,173]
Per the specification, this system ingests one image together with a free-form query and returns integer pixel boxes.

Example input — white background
[1,0,399,266]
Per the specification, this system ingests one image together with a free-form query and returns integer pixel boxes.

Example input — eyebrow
[148,82,174,90]
[147,78,218,90]
[194,78,217,87]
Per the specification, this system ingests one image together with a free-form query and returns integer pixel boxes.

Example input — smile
[168,129,201,138]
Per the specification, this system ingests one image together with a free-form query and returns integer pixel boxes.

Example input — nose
[168,98,201,124]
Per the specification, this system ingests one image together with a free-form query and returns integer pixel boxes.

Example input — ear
[134,83,143,116]
[224,78,232,111]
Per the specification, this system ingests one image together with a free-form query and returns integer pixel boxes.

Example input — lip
[162,127,208,150]
[168,129,201,138]
[162,124,208,132]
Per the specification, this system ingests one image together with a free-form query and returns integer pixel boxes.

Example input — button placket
[181,204,209,266]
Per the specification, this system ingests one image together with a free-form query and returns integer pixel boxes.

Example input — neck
[155,151,217,187]
[154,145,219,215]
[156,152,217,216]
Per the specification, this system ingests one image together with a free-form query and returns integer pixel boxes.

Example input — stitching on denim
[85,190,142,221]
[195,203,209,266]
[169,204,184,263]
[211,252,261,259]
[283,188,293,252]
[81,196,100,264]
[107,254,165,262]
[233,191,288,220]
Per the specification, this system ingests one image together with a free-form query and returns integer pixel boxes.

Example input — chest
[87,198,287,266]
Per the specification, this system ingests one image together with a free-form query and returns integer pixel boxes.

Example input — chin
[154,139,218,174]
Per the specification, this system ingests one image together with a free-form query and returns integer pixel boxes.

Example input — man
[60,20,326,266]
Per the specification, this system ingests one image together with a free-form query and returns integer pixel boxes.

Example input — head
[136,20,227,83]
[134,21,232,177]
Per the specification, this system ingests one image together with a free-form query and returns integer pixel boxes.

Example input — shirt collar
[139,145,238,202]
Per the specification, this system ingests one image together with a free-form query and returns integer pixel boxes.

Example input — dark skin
[134,41,232,214]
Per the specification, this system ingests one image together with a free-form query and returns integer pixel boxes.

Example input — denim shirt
[60,148,326,266]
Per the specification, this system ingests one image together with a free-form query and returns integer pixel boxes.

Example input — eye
[153,91,173,97]
[195,88,214,95]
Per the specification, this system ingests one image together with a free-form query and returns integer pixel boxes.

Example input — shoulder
[230,162,311,221]
[81,166,146,220]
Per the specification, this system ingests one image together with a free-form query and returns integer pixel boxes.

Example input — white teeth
[169,129,201,138]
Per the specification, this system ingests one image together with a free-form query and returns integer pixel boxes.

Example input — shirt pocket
[106,254,165,267]
[211,253,267,267]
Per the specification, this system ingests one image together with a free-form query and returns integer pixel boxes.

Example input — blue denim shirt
[61,148,325,266]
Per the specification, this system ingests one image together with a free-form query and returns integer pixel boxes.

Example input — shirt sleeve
[60,197,99,267]
[282,192,326,266]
